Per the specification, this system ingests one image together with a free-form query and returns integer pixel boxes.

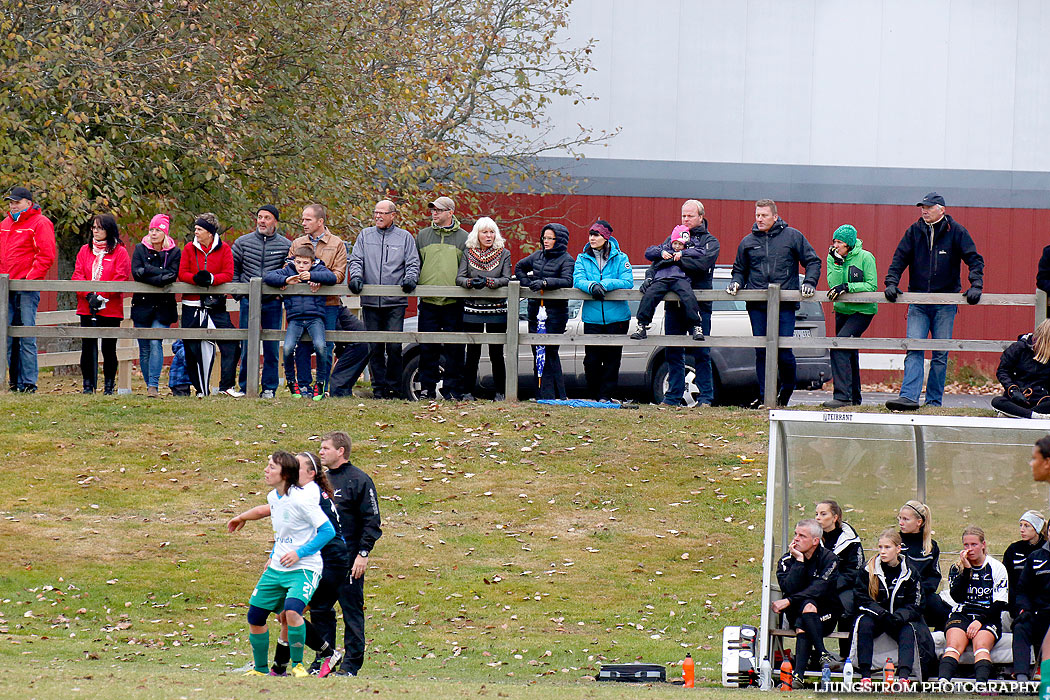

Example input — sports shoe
[859,677,872,691]
[261,390,275,399]
[268,669,287,676]
[300,383,314,399]
[288,382,303,398]
[318,648,343,678]
[822,398,849,408]
[222,387,245,398]
[691,326,705,341]
[312,382,326,401]
[886,396,920,411]
[244,669,267,677]
[289,662,310,678]
[629,325,648,340]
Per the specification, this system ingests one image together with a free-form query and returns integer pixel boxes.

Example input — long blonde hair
[1034,319,1050,364]
[901,500,933,555]
[868,528,902,600]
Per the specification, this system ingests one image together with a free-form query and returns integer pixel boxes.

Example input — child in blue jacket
[264,245,338,399]
[572,219,633,402]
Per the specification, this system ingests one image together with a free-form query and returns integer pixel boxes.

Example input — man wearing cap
[727,199,821,407]
[0,186,57,393]
[232,205,291,398]
[884,193,984,410]
[348,199,419,399]
[290,204,347,396]
[415,196,468,400]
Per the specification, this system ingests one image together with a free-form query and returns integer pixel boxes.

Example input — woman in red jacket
[72,213,131,394]
[178,212,240,397]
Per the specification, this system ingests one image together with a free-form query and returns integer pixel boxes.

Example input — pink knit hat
[670,225,691,244]
[149,214,170,234]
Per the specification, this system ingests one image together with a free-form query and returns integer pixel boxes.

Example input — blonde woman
[456,216,512,400]
[853,529,922,690]
[992,319,1050,418]
[897,500,951,630]
[938,526,1008,683]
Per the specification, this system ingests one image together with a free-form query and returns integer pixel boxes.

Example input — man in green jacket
[415,196,468,400]
[823,224,877,408]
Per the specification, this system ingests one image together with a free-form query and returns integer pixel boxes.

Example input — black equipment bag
[596,663,666,682]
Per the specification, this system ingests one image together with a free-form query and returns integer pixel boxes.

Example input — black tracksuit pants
[337,572,366,674]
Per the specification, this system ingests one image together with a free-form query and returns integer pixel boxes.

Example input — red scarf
[91,240,109,281]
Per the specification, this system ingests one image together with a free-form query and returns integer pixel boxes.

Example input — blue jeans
[901,303,957,406]
[239,298,283,393]
[134,318,169,388]
[285,317,328,388]
[665,303,712,405]
[7,291,39,389]
[295,305,338,386]
[748,307,797,403]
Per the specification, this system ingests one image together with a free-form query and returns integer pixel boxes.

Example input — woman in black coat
[131,214,180,397]
[991,320,1050,418]
[514,223,574,400]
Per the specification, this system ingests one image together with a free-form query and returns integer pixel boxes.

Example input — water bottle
[682,653,694,688]
[759,656,772,690]
[821,660,831,691]
[884,658,895,692]
[1038,658,1050,699]
[843,657,854,688]
[779,658,793,691]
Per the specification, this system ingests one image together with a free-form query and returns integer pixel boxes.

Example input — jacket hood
[688,219,709,237]
[873,554,912,582]
[828,521,862,556]
[141,233,178,251]
[432,215,462,235]
[7,203,42,224]
[192,232,222,253]
[581,235,623,258]
[751,218,787,237]
[541,223,570,256]
[844,238,866,259]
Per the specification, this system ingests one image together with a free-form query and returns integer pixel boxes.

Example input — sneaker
[147,386,159,398]
[300,383,315,399]
[289,662,310,678]
[691,326,705,341]
[261,390,275,399]
[629,326,648,340]
[822,398,849,408]
[288,382,303,398]
[886,396,920,411]
[493,393,505,402]
[318,648,343,678]
[307,659,323,675]
[330,666,356,677]
[221,387,245,398]
[268,669,287,676]
[312,382,325,401]
[244,669,267,677]
[859,677,872,691]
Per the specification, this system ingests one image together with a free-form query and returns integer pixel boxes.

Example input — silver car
[399,265,830,405]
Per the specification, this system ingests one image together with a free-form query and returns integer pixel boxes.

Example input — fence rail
[2,274,1046,406]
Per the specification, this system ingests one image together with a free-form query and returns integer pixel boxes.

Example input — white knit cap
[1020,510,1045,534]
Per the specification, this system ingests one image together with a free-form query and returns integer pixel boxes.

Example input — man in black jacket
[774,519,840,685]
[644,199,720,406]
[319,431,382,676]
[884,193,984,410]
[231,205,291,398]
[329,306,372,397]
[728,199,821,407]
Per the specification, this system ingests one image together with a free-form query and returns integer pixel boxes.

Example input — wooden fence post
[0,275,8,394]
[504,280,520,402]
[117,317,134,394]
[246,277,263,398]
[763,284,781,409]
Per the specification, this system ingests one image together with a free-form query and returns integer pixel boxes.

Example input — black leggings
[790,610,837,675]
[79,315,121,389]
[856,614,915,678]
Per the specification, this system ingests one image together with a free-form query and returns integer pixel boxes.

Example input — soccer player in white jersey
[228,451,335,677]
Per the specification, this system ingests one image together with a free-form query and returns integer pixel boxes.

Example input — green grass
[0,391,1001,698]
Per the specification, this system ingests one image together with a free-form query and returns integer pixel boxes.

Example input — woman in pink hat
[130,214,181,396]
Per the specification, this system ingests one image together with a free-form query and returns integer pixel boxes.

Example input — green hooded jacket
[416,217,468,305]
[826,239,878,315]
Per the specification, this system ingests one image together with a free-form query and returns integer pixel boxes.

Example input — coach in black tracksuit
[1012,537,1050,680]
[320,432,382,677]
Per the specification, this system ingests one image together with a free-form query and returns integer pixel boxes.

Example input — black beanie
[258,204,280,221]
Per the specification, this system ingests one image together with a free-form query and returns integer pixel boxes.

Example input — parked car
[399,265,830,404]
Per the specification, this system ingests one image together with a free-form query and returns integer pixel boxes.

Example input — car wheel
[401,353,446,400]
[651,360,701,407]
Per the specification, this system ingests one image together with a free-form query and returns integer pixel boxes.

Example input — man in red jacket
[1,186,57,392]
[178,212,240,397]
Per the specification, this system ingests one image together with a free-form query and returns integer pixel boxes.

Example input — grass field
[0,388,1003,699]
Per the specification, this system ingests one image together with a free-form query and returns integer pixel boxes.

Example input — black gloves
[965,286,982,305]
[528,279,544,292]
[639,279,652,295]
[401,280,416,293]
[348,277,364,294]
[86,292,105,314]
[589,282,606,300]
[1008,385,1027,404]
[470,277,486,289]
[884,284,899,302]
[828,244,845,266]
[827,283,849,301]
[192,270,213,287]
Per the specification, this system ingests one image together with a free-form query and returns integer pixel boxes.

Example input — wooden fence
[1,274,1046,406]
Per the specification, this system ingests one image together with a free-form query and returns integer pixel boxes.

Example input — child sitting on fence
[630,225,704,341]
[264,246,337,400]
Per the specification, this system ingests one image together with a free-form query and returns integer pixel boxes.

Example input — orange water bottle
[779,658,793,690]
[683,653,694,687]
[884,658,895,691]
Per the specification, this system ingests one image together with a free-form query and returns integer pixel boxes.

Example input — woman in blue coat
[572,220,633,402]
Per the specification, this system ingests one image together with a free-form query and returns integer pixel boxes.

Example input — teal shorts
[248,567,321,612]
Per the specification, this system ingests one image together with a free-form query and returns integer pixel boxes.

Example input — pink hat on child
[670,225,691,244]
[149,214,170,234]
